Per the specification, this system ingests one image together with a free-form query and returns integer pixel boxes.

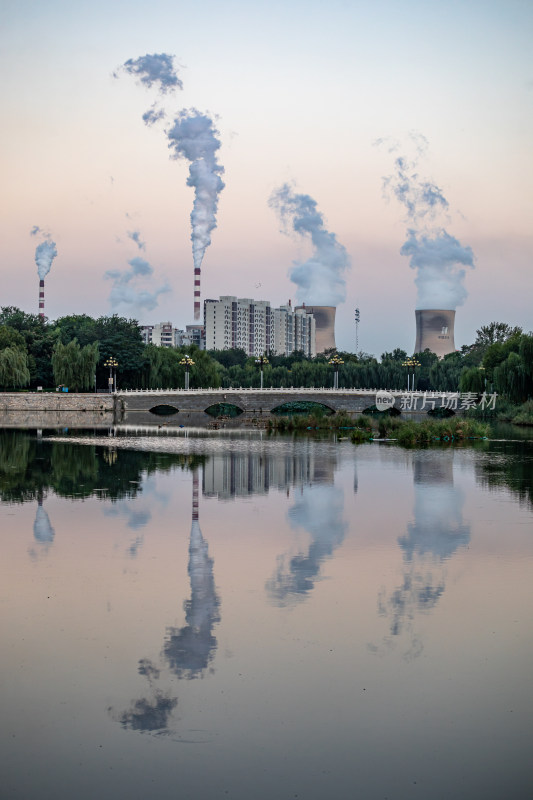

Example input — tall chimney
[414,309,455,357]
[296,305,336,352]
[39,279,45,318]
[194,267,201,320]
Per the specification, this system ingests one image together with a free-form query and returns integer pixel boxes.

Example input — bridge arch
[270,400,335,416]
[149,404,179,416]
[204,402,244,418]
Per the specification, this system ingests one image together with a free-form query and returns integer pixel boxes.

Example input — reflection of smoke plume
[105,256,170,313]
[380,133,474,309]
[266,485,347,606]
[138,658,160,683]
[115,691,177,733]
[167,110,225,320]
[116,53,183,94]
[269,184,349,306]
[164,471,220,677]
[33,503,55,543]
[374,452,470,659]
[32,228,58,280]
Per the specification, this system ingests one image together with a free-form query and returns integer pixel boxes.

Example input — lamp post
[255,354,269,389]
[402,357,421,391]
[180,355,195,391]
[104,357,118,393]
[328,354,344,390]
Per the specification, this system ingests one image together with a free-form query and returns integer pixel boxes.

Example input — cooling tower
[414,309,455,358]
[38,279,45,318]
[296,305,336,352]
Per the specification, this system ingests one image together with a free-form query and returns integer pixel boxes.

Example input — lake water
[1,428,532,800]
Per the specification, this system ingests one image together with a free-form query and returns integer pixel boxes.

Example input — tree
[52,339,99,391]
[0,325,26,352]
[475,322,522,348]
[381,348,408,363]
[0,347,30,388]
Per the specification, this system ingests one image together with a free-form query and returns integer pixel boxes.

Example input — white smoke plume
[31,227,58,280]
[379,133,474,309]
[269,184,350,306]
[127,229,146,250]
[116,53,183,94]
[166,109,225,271]
[116,53,183,128]
[142,104,166,127]
[105,256,170,313]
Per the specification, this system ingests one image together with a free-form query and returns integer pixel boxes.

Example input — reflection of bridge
[119,388,387,420]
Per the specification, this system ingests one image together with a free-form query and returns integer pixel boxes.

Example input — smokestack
[296,305,336,352]
[414,309,455,358]
[39,279,45,318]
[194,267,201,321]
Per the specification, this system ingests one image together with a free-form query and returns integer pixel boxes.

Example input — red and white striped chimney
[194,267,201,320]
[38,279,45,318]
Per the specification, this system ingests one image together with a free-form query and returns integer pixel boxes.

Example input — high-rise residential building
[141,322,205,350]
[204,296,274,356]
[140,321,174,347]
[274,304,316,358]
[204,296,316,357]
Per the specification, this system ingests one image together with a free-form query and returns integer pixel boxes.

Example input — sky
[1,0,532,356]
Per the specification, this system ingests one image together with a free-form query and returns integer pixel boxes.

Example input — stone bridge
[117,387,432,427]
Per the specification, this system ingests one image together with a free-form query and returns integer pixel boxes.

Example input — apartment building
[204,296,316,357]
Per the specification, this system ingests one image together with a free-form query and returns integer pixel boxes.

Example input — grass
[266,410,491,444]
[347,416,490,446]
[267,410,357,432]
[510,399,533,426]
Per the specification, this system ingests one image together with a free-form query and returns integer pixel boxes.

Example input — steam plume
[380,133,474,309]
[105,256,170,313]
[166,110,225,319]
[116,53,183,128]
[127,229,146,250]
[31,227,57,280]
[269,184,349,306]
[116,53,183,94]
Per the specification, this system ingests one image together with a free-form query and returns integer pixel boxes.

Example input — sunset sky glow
[1,0,532,354]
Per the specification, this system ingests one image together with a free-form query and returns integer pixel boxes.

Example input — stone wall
[0,392,115,412]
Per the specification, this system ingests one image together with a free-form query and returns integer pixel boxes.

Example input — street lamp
[255,354,269,389]
[328,354,344,390]
[104,357,118,393]
[402,357,421,391]
[180,354,195,391]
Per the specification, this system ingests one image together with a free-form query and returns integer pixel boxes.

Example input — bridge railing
[117,387,443,396]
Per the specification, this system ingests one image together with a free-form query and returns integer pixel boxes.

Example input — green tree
[52,339,99,391]
[0,347,31,388]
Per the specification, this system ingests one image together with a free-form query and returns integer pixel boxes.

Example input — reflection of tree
[0,430,207,504]
[475,440,533,509]
[266,484,347,606]
[164,470,220,678]
[375,452,470,659]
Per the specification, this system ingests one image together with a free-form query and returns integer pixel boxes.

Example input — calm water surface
[1,428,532,800]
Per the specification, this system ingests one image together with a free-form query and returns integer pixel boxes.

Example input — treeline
[0,308,531,404]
